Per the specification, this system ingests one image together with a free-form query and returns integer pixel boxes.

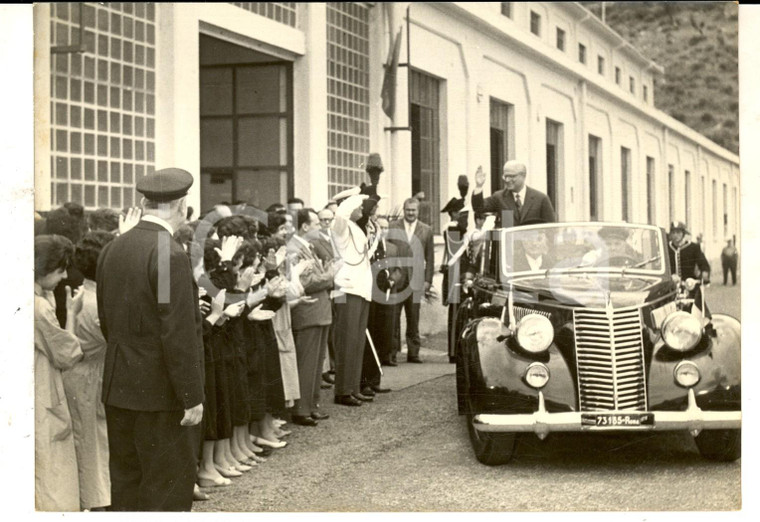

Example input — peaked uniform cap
[670,221,689,234]
[597,227,630,240]
[136,168,194,202]
[333,186,362,205]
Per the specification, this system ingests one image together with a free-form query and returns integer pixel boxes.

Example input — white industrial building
[34,2,740,258]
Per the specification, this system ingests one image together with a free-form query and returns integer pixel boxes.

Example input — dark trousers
[293,325,330,416]
[722,259,737,285]
[105,405,201,511]
[447,303,457,359]
[333,295,370,396]
[394,293,421,359]
[362,301,396,387]
[327,300,336,372]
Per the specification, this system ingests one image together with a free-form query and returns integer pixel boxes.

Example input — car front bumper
[472,388,741,439]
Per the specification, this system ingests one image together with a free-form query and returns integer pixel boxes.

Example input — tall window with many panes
[49,2,156,210]
[326,3,370,198]
[646,156,656,224]
[684,170,691,226]
[712,179,718,234]
[621,147,631,221]
[490,98,513,195]
[410,69,441,233]
[588,135,602,221]
[546,119,562,217]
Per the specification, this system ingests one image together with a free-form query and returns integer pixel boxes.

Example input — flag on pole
[381,27,403,119]
[690,284,711,325]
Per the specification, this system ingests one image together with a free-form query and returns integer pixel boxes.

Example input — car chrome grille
[573,308,647,412]
[513,306,551,322]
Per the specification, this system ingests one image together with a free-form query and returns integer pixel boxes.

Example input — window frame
[530,11,542,37]
[556,27,566,51]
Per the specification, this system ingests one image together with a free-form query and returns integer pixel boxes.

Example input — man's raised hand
[118,207,142,235]
[474,165,486,189]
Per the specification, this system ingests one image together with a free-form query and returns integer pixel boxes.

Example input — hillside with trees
[581,2,739,154]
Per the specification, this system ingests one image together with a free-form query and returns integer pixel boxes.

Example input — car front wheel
[467,415,517,465]
[694,429,741,462]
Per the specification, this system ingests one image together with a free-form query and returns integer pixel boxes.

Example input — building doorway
[199,34,293,213]
[410,69,441,233]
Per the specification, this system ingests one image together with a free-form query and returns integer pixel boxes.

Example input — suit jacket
[287,234,333,330]
[388,219,435,293]
[96,221,205,411]
[312,232,336,264]
[472,186,556,227]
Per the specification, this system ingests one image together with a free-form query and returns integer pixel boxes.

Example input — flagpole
[406,3,410,117]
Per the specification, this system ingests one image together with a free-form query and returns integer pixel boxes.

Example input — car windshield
[499,223,665,277]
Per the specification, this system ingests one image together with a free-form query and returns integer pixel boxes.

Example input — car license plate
[581,413,654,428]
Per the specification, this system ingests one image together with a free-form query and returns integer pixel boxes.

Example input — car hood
[507,274,674,309]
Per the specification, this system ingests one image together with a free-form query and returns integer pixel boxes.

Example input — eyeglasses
[320,218,333,223]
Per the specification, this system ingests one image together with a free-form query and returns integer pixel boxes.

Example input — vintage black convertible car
[455,222,741,465]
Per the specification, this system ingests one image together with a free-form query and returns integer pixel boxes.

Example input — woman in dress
[34,234,84,511]
[266,215,302,412]
[61,231,115,510]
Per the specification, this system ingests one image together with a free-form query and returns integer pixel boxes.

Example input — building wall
[34,2,739,258]
[386,2,739,254]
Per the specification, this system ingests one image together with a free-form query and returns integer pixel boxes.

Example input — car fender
[458,316,576,414]
[648,313,740,410]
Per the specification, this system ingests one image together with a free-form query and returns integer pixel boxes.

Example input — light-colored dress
[271,278,303,404]
[62,279,111,509]
[34,283,83,511]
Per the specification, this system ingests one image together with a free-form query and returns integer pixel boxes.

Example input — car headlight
[516,314,554,353]
[674,361,701,388]
[524,362,550,389]
[662,311,702,351]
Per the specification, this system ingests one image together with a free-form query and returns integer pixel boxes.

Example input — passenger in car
[512,228,556,272]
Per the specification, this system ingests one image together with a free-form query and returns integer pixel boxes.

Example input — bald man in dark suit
[471,161,556,227]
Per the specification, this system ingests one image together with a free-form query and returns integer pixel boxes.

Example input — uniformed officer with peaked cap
[97,167,205,511]
[667,220,710,281]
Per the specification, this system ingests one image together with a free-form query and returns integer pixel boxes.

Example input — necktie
[513,192,522,223]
